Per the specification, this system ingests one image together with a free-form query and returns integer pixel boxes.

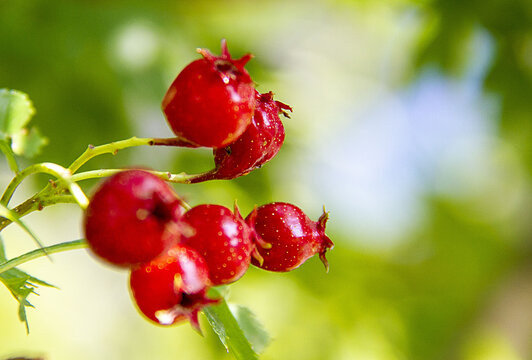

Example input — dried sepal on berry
[316,208,334,272]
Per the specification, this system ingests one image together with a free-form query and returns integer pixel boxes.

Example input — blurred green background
[1,0,532,359]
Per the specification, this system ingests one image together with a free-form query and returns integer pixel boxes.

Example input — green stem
[68,136,194,173]
[72,168,196,184]
[0,239,87,274]
[72,169,194,210]
[0,163,89,209]
[0,140,19,173]
[0,193,76,232]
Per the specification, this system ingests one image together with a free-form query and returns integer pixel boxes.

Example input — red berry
[162,40,256,148]
[256,93,291,165]
[129,244,216,331]
[179,204,252,285]
[83,170,184,267]
[188,91,292,183]
[246,202,334,272]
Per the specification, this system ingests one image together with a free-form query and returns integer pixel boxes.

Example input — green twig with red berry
[0,40,333,359]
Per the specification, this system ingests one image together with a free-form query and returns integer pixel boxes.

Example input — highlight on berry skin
[178,203,254,286]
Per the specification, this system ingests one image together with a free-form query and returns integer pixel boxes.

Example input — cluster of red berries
[82,41,333,331]
[162,40,293,182]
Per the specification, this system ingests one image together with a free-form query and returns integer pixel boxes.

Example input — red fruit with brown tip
[83,170,184,267]
[162,40,256,148]
[246,202,334,272]
[179,204,253,285]
[129,244,216,331]
[188,91,291,183]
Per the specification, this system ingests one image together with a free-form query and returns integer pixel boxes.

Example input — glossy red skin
[187,91,291,183]
[260,94,290,164]
[179,204,252,285]
[84,170,184,267]
[212,92,290,178]
[162,41,255,148]
[129,245,213,328]
[247,202,333,272]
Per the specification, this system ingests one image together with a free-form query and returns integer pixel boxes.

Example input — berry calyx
[188,91,292,183]
[179,203,253,285]
[246,202,334,272]
[83,170,184,267]
[129,244,217,331]
[162,39,256,148]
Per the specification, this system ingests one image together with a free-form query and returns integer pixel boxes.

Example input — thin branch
[71,168,196,184]
[0,239,87,274]
[0,163,89,208]
[68,136,194,173]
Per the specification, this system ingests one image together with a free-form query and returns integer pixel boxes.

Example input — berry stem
[0,163,89,209]
[149,137,199,148]
[0,239,87,275]
[184,170,218,184]
[71,168,197,184]
[68,136,194,173]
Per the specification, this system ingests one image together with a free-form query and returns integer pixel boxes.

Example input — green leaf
[11,126,49,158]
[0,89,47,158]
[0,203,46,251]
[229,304,271,354]
[0,236,54,333]
[203,288,259,360]
[0,89,35,137]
